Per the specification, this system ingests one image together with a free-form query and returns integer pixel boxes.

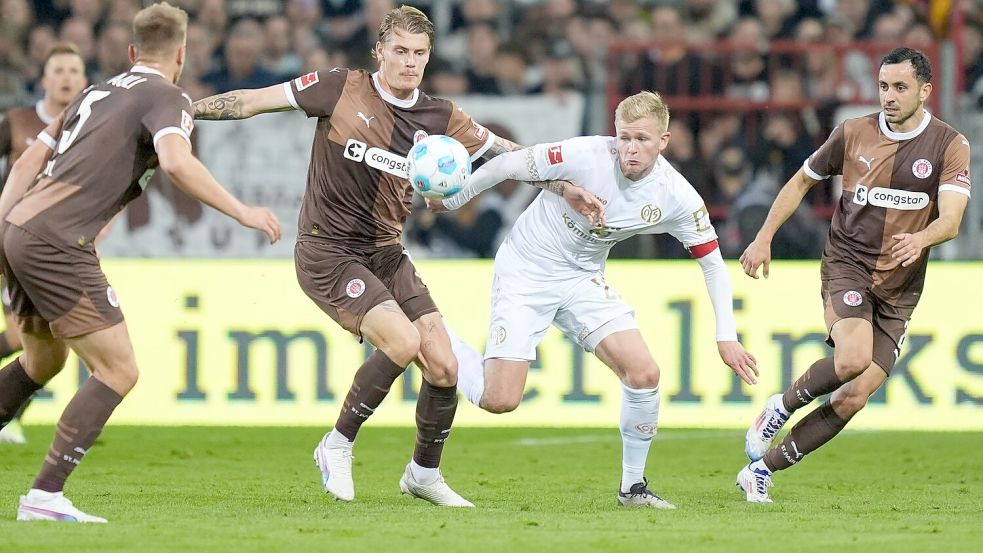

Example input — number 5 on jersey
[43,90,112,177]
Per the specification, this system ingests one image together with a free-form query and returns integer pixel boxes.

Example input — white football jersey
[500,136,717,278]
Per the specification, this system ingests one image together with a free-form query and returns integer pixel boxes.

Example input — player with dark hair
[194,4,603,506]
[0,2,281,522]
[737,47,970,503]
[0,43,88,445]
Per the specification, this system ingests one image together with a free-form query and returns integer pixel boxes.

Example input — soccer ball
[407,134,471,200]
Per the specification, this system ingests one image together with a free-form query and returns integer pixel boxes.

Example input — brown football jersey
[284,68,496,248]
[5,66,194,253]
[0,102,56,187]
[804,110,971,305]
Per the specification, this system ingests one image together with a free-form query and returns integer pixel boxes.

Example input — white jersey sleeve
[443,136,607,210]
[526,136,606,184]
[665,183,718,253]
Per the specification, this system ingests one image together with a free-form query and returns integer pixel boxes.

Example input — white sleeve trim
[36,131,57,151]
[802,159,827,180]
[938,184,971,197]
[283,82,299,110]
[695,249,739,342]
[469,130,496,162]
[153,127,191,150]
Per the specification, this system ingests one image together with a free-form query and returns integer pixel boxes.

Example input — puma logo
[357,111,375,128]
[859,155,874,171]
[790,441,803,459]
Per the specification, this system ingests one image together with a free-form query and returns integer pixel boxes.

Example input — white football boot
[0,421,27,444]
[617,478,677,509]
[736,463,774,503]
[17,490,107,523]
[745,394,790,461]
[398,464,474,507]
[313,432,355,501]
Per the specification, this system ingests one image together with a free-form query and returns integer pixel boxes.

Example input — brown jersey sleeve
[286,68,349,118]
[444,101,496,160]
[804,123,846,180]
[938,133,971,196]
[142,85,194,149]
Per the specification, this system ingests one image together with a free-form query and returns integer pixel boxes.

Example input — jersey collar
[35,100,54,125]
[878,108,931,141]
[372,71,419,108]
[130,65,166,79]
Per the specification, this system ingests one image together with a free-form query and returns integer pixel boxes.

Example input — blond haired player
[433,91,759,508]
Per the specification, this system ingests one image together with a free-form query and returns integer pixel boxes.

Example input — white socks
[619,385,661,493]
[326,428,353,448]
[444,321,485,406]
[409,459,440,484]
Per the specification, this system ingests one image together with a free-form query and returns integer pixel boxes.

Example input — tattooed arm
[435,142,605,225]
[193,83,294,120]
[481,136,567,196]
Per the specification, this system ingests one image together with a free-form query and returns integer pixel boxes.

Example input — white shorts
[484,267,636,361]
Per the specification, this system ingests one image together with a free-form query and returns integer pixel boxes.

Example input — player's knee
[832,389,869,417]
[90,359,139,395]
[623,362,660,390]
[115,366,139,394]
[382,329,421,367]
[482,393,520,414]
[425,353,459,387]
[21,346,69,384]
[835,351,872,379]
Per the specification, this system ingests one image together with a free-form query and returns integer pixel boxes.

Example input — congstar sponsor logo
[342,140,410,179]
[365,147,409,179]
[853,185,929,210]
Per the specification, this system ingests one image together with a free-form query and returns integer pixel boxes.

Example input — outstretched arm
[694,245,758,384]
[481,136,567,196]
[193,83,295,120]
[739,168,820,279]
[436,137,604,224]
[156,134,282,244]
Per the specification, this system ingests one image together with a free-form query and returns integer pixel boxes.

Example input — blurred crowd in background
[2,0,982,260]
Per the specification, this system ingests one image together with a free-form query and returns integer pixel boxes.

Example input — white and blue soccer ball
[407,134,471,200]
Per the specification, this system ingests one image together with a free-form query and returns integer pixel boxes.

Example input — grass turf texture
[1,426,981,552]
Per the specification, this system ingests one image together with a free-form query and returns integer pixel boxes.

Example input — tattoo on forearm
[193,94,244,120]
[483,136,565,196]
[524,148,542,181]
[537,180,566,195]
[481,136,521,160]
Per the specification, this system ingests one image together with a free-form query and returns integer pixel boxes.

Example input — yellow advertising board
[21,259,983,429]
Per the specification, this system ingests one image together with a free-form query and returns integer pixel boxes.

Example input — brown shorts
[821,277,914,374]
[294,240,438,338]
[0,225,123,338]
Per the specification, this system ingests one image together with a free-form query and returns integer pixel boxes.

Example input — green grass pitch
[2,426,981,552]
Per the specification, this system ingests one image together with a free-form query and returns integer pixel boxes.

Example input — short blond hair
[615,91,670,132]
[372,5,434,61]
[43,42,84,72]
[133,2,188,57]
